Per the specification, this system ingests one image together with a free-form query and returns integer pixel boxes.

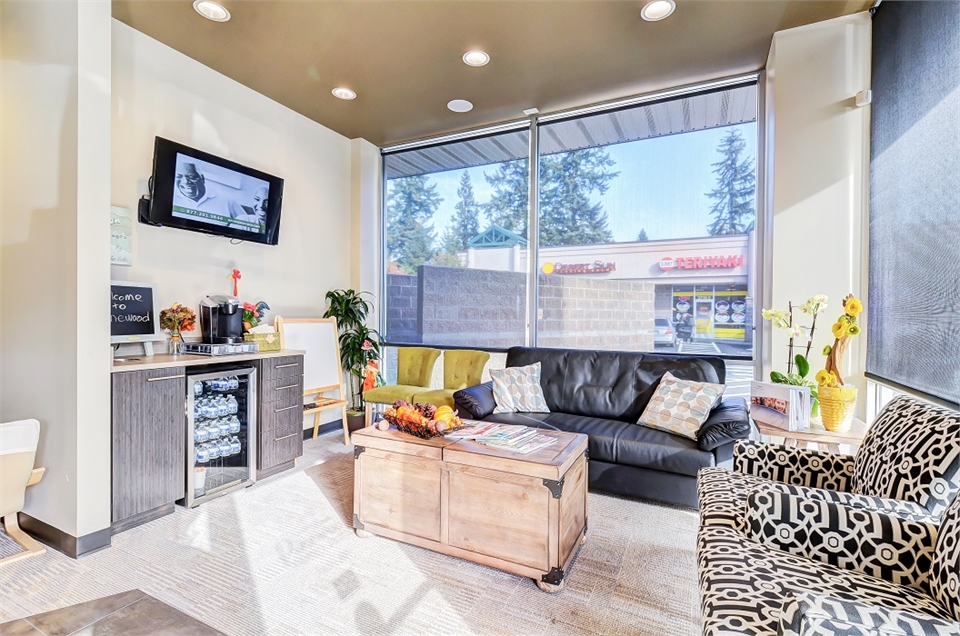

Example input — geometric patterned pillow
[638,371,724,440]
[490,362,550,414]
[931,492,960,622]
[852,394,960,518]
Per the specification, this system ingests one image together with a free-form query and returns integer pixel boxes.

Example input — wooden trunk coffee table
[352,425,588,592]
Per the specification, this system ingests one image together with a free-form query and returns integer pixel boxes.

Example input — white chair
[0,419,46,564]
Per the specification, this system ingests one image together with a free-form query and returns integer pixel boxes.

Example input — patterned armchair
[696,394,960,635]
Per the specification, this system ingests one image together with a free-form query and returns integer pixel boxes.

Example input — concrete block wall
[386,273,420,342]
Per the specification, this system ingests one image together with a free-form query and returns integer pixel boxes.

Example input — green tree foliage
[483,160,529,236]
[483,148,618,246]
[441,171,482,254]
[706,128,756,236]
[539,149,617,247]
[386,175,441,274]
[636,228,649,241]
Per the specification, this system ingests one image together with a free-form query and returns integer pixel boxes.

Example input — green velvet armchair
[414,349,491,409]
[363,347,441,426]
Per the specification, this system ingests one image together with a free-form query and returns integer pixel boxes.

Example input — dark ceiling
[112,0,871,147]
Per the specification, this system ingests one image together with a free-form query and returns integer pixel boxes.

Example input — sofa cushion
[363,384,425,405]
[697,526,952,636]
[852,394,960,518]
[490,362,550,414]
[614,421,716,476]
[931,493,960,622]
[638,371,724,440]
[504,346,725,422]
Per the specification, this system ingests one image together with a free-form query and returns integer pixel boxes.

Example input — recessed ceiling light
[332,87,357,100]
[193,0,230,22]
[447,99,473,113]
[640,0,676,21]
[462,50,491,67]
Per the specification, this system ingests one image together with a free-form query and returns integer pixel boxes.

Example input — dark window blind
[867,1,960,408]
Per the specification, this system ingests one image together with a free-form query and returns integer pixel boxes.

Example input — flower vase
[169,331,183,356]
[819,385,857,433]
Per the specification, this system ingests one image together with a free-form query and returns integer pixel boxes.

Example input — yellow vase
[819,385,857,433]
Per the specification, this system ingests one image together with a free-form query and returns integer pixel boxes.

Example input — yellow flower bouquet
[817,294,863,432]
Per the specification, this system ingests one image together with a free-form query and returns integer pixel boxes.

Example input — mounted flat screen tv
[141,137,283,245]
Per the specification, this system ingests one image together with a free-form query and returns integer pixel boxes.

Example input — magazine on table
[446,422,558,454]
[750,381,811,432]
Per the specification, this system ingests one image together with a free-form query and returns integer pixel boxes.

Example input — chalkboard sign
[111,282,161,341]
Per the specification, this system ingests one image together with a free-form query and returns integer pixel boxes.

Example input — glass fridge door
[186,367,257,508]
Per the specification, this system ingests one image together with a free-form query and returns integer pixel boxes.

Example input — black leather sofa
[454,346,753,508]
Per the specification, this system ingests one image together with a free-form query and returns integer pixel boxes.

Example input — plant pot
[346,411,367,432]
[819,385,857,433]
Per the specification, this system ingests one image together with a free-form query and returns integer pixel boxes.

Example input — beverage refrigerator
[186,366,257,507]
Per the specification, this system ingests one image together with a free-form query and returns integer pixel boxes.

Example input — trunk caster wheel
[536,578,566,593]
[355,528,373,539]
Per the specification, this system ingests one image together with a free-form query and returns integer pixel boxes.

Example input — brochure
[750,381,811,432]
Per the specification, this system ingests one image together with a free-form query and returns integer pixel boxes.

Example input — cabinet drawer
[262,377,302,405]
[262,356,303,380]
[259,428,302,470]
[261,402,302,434]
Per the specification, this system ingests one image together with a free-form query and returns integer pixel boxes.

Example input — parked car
[654,318,677,347]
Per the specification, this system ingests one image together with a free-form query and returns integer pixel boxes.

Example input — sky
[391,122,757,245]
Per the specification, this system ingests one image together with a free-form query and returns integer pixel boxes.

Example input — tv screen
[142,137,283,245]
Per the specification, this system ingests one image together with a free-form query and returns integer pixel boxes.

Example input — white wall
[111,21,354,427]
[765,13,872,409]
[350,138,381,328]
[1,0,113,538]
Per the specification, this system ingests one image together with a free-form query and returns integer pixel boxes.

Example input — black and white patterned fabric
[932,493,960,622]
[743,485,938,591]
[852,395,960,518]
[697,466,767,531]
[734,440,855,491]
[697,525,954,636]
[760,481,936,524]
[778,592,960,636]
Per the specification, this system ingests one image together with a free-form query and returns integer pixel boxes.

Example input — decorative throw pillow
[490,362,550,414]
[638,371,724,440]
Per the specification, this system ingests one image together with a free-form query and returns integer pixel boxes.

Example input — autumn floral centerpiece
[159,303,196,355]
[814,294,864,432]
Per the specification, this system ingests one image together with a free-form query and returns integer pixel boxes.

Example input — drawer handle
[274,404,300,413]
[275,363,299,369]
[274,383,298,391]
[147,375,185,382]
[274,433,298,441]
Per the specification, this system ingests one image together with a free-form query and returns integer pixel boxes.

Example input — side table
[754,418,869,454]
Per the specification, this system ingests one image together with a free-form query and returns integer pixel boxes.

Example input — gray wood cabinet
[258,355,304,477]
[111,366,186,526]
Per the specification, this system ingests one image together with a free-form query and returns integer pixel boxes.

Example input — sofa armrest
[696,397,752,451]
[745,486,938,590]
[453,382,496,420]
[778,592,959,636]
[733,439,855,491]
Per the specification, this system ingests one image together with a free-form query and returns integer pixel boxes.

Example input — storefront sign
[542,261,616,275]
[658,255,743,271]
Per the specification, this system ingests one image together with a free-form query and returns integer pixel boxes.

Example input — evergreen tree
[636,228,649,241]
[483,159,529,236]
[538,148,617,247]
[386,175,441,274]
[706,128,756,235]
[441,171,482,253]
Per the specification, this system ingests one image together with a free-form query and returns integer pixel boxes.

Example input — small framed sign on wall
[111,206,133,266]
[111,281,165,355]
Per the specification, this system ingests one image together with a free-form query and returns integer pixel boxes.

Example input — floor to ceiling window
[381,77,759,375]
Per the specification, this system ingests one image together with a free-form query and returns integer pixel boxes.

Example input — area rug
[0,433,701,635]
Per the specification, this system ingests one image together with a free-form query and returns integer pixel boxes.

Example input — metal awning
[383,83,757,180]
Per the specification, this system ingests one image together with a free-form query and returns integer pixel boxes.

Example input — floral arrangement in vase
[761,294,828,416]
[159,303,196,354]
[814,295,863,432]
[241,301,270,332]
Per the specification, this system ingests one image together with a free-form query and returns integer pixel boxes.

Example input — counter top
[111,349,304,373]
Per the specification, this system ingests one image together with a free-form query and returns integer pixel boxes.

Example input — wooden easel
[275,316,350,444]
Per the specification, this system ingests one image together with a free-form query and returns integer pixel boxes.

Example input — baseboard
[111,503,176,535]
[18,513,112,559]
[302,420,343,439]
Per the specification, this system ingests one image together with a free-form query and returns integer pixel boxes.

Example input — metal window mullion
[527,117,540,347]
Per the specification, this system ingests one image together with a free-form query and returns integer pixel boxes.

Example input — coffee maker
[200,295,243,344]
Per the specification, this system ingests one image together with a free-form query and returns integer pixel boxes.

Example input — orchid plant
[761,294,828,415]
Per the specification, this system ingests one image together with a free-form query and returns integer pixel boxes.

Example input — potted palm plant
[323,289,382,431]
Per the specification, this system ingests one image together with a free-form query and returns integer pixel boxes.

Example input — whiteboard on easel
[275,317,343,394]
